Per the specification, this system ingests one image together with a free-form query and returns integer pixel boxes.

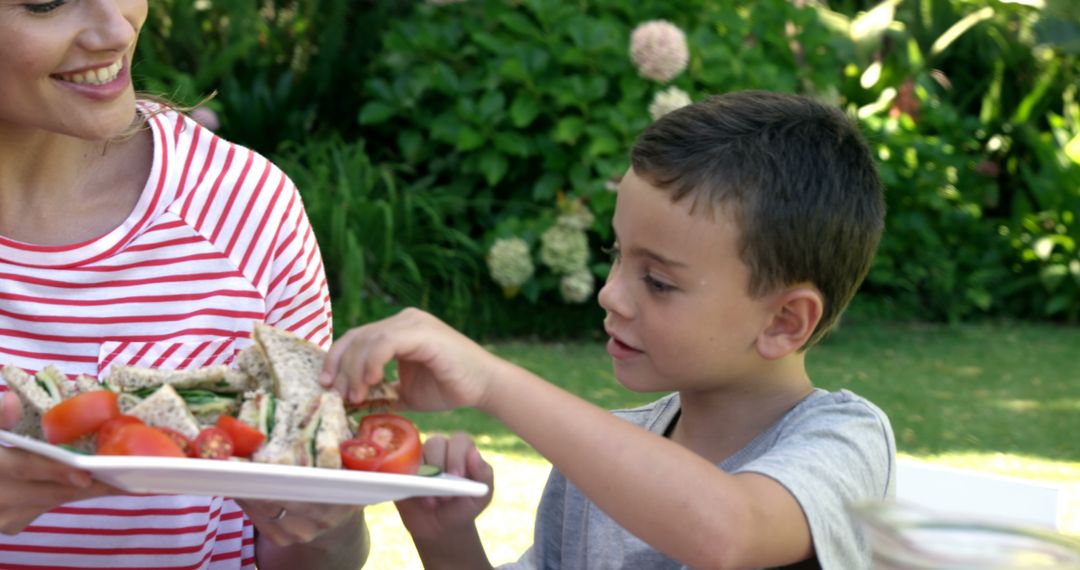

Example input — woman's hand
[395,433,494,540]
[0,393,117,534]
[321,308,507,413]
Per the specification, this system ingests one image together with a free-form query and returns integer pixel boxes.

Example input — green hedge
[136,0,1080,338]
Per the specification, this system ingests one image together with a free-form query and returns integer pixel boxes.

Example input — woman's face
[0,0,148,141]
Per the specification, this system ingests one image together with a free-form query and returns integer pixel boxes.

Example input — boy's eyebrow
[628,246,688,268]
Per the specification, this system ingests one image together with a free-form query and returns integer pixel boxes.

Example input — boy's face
[598,169,779,393]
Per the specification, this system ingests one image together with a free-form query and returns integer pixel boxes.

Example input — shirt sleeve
[262,178,334,350]
[734,395,895,570]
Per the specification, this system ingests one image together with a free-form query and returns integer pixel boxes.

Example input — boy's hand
[395,433,494,540]
[320,308,502,412]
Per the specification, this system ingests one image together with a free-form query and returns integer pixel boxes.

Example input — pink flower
[189,106,220,131]
[629,20,689,83]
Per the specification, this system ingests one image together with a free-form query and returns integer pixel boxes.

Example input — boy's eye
[642,274,675,294]
[24,0,66,14]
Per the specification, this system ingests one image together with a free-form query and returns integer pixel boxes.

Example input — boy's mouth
[605,331,644,360]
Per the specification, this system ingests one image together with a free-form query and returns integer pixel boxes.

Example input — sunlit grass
[363,320,1080,567]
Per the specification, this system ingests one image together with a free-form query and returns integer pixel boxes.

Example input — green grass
[365,320,1080,568]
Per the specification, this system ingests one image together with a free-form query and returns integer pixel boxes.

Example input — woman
[0,1,368,568]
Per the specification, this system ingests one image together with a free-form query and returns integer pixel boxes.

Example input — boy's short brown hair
[630,90,885,347]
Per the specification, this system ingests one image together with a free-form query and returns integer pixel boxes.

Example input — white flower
[487,237,534,290]
[648,86,692,121]
[560,267,595,304]
[540,225,589,275]
[629,20,689,83]
[556,208,594,232]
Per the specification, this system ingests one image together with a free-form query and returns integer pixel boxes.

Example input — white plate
[0,430,488,505]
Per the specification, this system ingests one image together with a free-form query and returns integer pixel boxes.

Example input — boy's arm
[479,358,813,569]
[323,308,812,569]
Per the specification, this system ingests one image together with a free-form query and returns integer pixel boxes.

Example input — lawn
[364,320,1080,568]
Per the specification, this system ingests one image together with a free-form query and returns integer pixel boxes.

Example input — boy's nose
[597,266,632,319]
[78,0,141,53]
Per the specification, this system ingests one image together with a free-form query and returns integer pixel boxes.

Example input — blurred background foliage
[135,0,1080,338]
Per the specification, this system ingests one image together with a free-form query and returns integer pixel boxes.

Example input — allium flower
[560,267,595,304]
[629,20,689,83]
[540,225,589,275]
[648,86,692,121]
[189,106,220,131]
[487,237,534,291]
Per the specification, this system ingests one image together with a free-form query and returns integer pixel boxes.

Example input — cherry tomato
[95,415,144,454]
[41,390,120,445]
[96,424,187,458]
[194,427,234,460]
[353,413,421,474]
[156,427,196,458]
[215,415,265,458]
[340,438,386,471]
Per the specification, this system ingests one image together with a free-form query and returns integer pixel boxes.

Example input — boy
[322,90,895,568]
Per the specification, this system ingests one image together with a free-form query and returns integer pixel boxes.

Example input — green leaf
[478,91,506,122]
[533,172,563,200]
[358,101,396,125]
[494,131,532,156]
[930,7,995,57]
[553,117,585,144]
[478,150,509,186]
[510,94,541,127]
[398,130,423,163]
[1039,263,1069,291]
[1044,293,1073,316]
[456,126,485,151]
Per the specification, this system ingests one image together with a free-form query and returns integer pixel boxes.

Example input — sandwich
[106,365,249,424]
[1,365,60,440]
[125,384,202,441]
[243,324,357,468]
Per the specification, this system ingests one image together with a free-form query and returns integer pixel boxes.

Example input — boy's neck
[669,358,814,465]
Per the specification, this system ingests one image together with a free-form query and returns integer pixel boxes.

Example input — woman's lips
[606,335,643,360]
[53,60,130,102]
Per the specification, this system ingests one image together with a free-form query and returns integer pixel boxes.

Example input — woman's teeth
[59,60,123,85]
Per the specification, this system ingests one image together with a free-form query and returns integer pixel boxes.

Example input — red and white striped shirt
[0,105,333,569]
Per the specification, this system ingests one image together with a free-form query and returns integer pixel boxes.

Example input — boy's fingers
[466,445,493,486]
[421,436,449,469]
[444,433,477,478]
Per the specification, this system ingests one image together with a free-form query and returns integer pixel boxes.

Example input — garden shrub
[135,0,1080,336]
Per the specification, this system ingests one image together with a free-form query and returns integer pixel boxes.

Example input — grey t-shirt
[500,389,895,570]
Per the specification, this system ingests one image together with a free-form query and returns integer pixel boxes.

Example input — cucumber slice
[416,464,442,477]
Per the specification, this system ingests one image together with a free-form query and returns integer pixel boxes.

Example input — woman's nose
[78,0,140,54]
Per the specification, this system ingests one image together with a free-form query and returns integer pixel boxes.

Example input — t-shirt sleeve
[262,177,334,349]
[498,467,565,570]
[734,395,895,570]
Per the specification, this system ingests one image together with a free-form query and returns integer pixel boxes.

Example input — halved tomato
[193,427,234,460]
[340,438,386,471]
[215,416,265,457]
[96,424,187,458]
[42,390,120,445]
[353,413,421,474]
[156,427,196,458]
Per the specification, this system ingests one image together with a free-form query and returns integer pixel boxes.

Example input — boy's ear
[756,286,823,360]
